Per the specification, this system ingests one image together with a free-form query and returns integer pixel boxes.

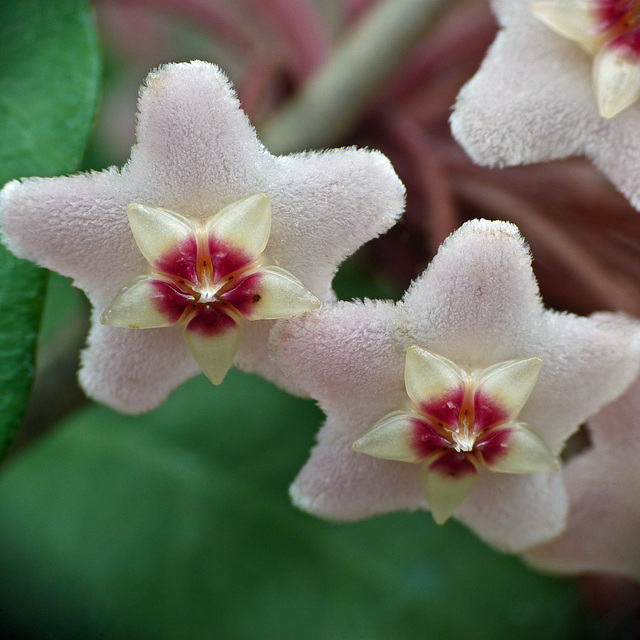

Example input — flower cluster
[2,60,640,576]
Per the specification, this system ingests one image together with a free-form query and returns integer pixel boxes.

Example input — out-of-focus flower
[0,61,404,413]
[531,0,640,118]
[272,219,640,551]
[525,372,640,580]
[449,0,640,211]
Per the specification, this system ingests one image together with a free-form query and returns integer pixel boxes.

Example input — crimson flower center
[411,385,511,466]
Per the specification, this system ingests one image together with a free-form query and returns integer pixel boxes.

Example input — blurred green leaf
[0,0,100,455]
[0,372,587,639]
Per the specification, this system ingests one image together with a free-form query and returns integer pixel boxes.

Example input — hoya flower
[525,372,640,580]
[450,0,640,209]
[532,0,640,118]
[272,219,640,551]
[0,61,404,413]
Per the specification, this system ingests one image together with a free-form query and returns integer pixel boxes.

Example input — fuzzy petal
[519,311,640,452]
[0,171,141,302]
[450,0,640,209]
[456,470,568,552]
[272,300,405,413]
[290,415,427,521]
[128,61,267,212]
[266,148,405,300]
[525,377,640,578]
[401,219,542,366]
[79,312,200,414]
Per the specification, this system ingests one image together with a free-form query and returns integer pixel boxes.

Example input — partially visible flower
[272,219,640,551]
[525,371,640,580]
[0,61,404,413]
[450,0,640,210]
[531,0,640,118]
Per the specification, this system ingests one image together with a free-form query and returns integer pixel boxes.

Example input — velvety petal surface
[456,470,569,551]
[274,219,640,550]
[525,377,640,578]
[0,170,143,303]
[0,61,404,411]
[290,414,427,521]
[79,312,200,414]
[402,220,640,452]
[450,0,640,209]
[265,148,405,301]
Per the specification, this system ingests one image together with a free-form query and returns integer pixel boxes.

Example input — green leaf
[0,372,588,639]
[0,0,100,455]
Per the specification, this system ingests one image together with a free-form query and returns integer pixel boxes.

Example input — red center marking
[411,381,512,467]
[474,428,512,466]
[155,237,199,283]
[418,387,465,426]
[150,229,265,333]
[151,280,194,323]
[596,0,640,56]
[411,418,453,458]
[218,272,263,315]
[429,450,477,479]
[472,389,509,433]
[186,305,238,337]
[208,237,255,283]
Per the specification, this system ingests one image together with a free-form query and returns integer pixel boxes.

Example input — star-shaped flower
[272,219,640,551]
[450,0,640,209]
[0,61,404,413]
[525,370,640,579]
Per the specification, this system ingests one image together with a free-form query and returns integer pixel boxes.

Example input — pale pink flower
[525,372,640,579]
[450,0,640,209]
[272,219,640,551]
[0,61,404,413]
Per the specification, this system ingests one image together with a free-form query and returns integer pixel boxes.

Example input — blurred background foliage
[1,0,640,638]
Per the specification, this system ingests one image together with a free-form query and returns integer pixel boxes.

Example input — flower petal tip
[594,44,640,118]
